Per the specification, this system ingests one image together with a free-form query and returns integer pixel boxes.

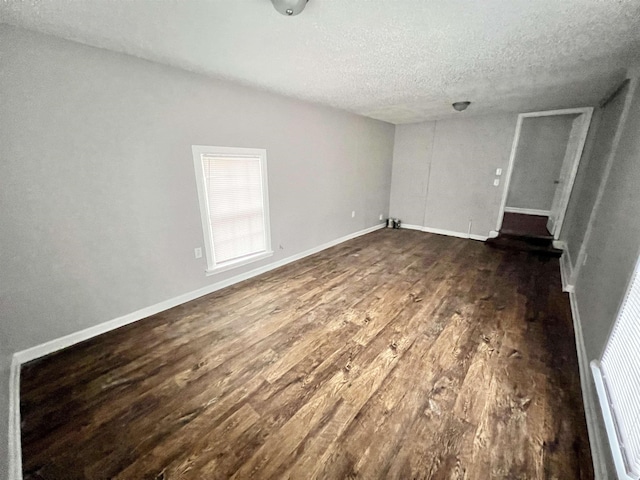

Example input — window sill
[205,250,273,276]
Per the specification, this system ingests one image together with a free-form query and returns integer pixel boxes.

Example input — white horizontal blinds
[202,154,266,264]
[601,256,640,478]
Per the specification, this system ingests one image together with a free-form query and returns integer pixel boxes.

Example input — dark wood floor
[21,229,593,480]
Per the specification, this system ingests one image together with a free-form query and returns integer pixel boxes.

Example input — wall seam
[421,120,437,228]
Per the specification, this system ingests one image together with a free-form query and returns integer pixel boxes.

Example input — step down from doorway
[486,233,562,257]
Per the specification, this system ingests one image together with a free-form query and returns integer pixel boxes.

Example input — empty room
[2,1,640,479]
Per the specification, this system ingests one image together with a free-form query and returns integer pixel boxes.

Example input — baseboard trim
[423,226,474,240]
[503,207,550,216]
[469,233,490,242]
[8,357,22,480]
[559,245,575,293]
[401,224,488,242]
[399,223,423,231]
[567,290,608,480]
[13,223,385,365]
[8,223,386,480]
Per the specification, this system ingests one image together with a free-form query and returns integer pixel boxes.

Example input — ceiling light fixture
[271,0,308,16]
[452,101,471,112]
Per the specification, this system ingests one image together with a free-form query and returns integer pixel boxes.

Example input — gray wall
[559,75,640,479]
[0,25,395,477]
[388,122,436,226]
[562,82,629,270]
[506,116,574,212]
[2,22,636,480]
[390,114,517,237]
[571,80,640,360]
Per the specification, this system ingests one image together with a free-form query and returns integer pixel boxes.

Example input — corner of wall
[8,355,22,480]
[559,244,575,293]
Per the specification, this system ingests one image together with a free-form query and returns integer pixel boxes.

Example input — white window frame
[192,145,273,275]
[591,253,640,480]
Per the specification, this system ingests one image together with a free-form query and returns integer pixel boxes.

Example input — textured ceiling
[2,0,640,124]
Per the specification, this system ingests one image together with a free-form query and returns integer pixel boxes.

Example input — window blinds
[202,154,267,265]
[600,257,640,478]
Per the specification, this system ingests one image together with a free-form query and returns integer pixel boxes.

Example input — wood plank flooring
[20,229,593,479]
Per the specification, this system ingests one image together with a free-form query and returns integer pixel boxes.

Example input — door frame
[494,107,594,239]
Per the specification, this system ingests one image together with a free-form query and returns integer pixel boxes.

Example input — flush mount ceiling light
[271,0,309,17]
[271,0,308,16]
[452,101,471,112]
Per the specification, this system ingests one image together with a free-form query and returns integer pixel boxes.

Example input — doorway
[495,107,593,240]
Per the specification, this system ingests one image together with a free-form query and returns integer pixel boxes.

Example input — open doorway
[495,107,593,241]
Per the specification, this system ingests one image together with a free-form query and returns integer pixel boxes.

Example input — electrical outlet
[493,179,500,186]
[352,211,356,218]
[194,247,202,259]
[496,168,502,176]
[379,214,384,221]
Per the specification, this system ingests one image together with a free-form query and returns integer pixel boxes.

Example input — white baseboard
[8,223,386,480]
[401,224,488,242]
[552,240,566,251]
[563,241,607,477]
[469,233,490,242]
[503,207,550,216]
[8,357,21,480]
[423,225,474,240]
[13,223,385,365]
[559,245,575,293]
[567,290,608,480]
[399,223,423,232]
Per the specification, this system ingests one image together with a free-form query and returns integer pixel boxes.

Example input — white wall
[0,25,395,477]
[506,115,574,212]
[389,114,517,238]
[559,73,640,479]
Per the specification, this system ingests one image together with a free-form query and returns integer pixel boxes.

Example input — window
[192,145,272,274]
[592,255,640,480]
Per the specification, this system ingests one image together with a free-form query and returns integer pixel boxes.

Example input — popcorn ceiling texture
[1,0,639,123]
